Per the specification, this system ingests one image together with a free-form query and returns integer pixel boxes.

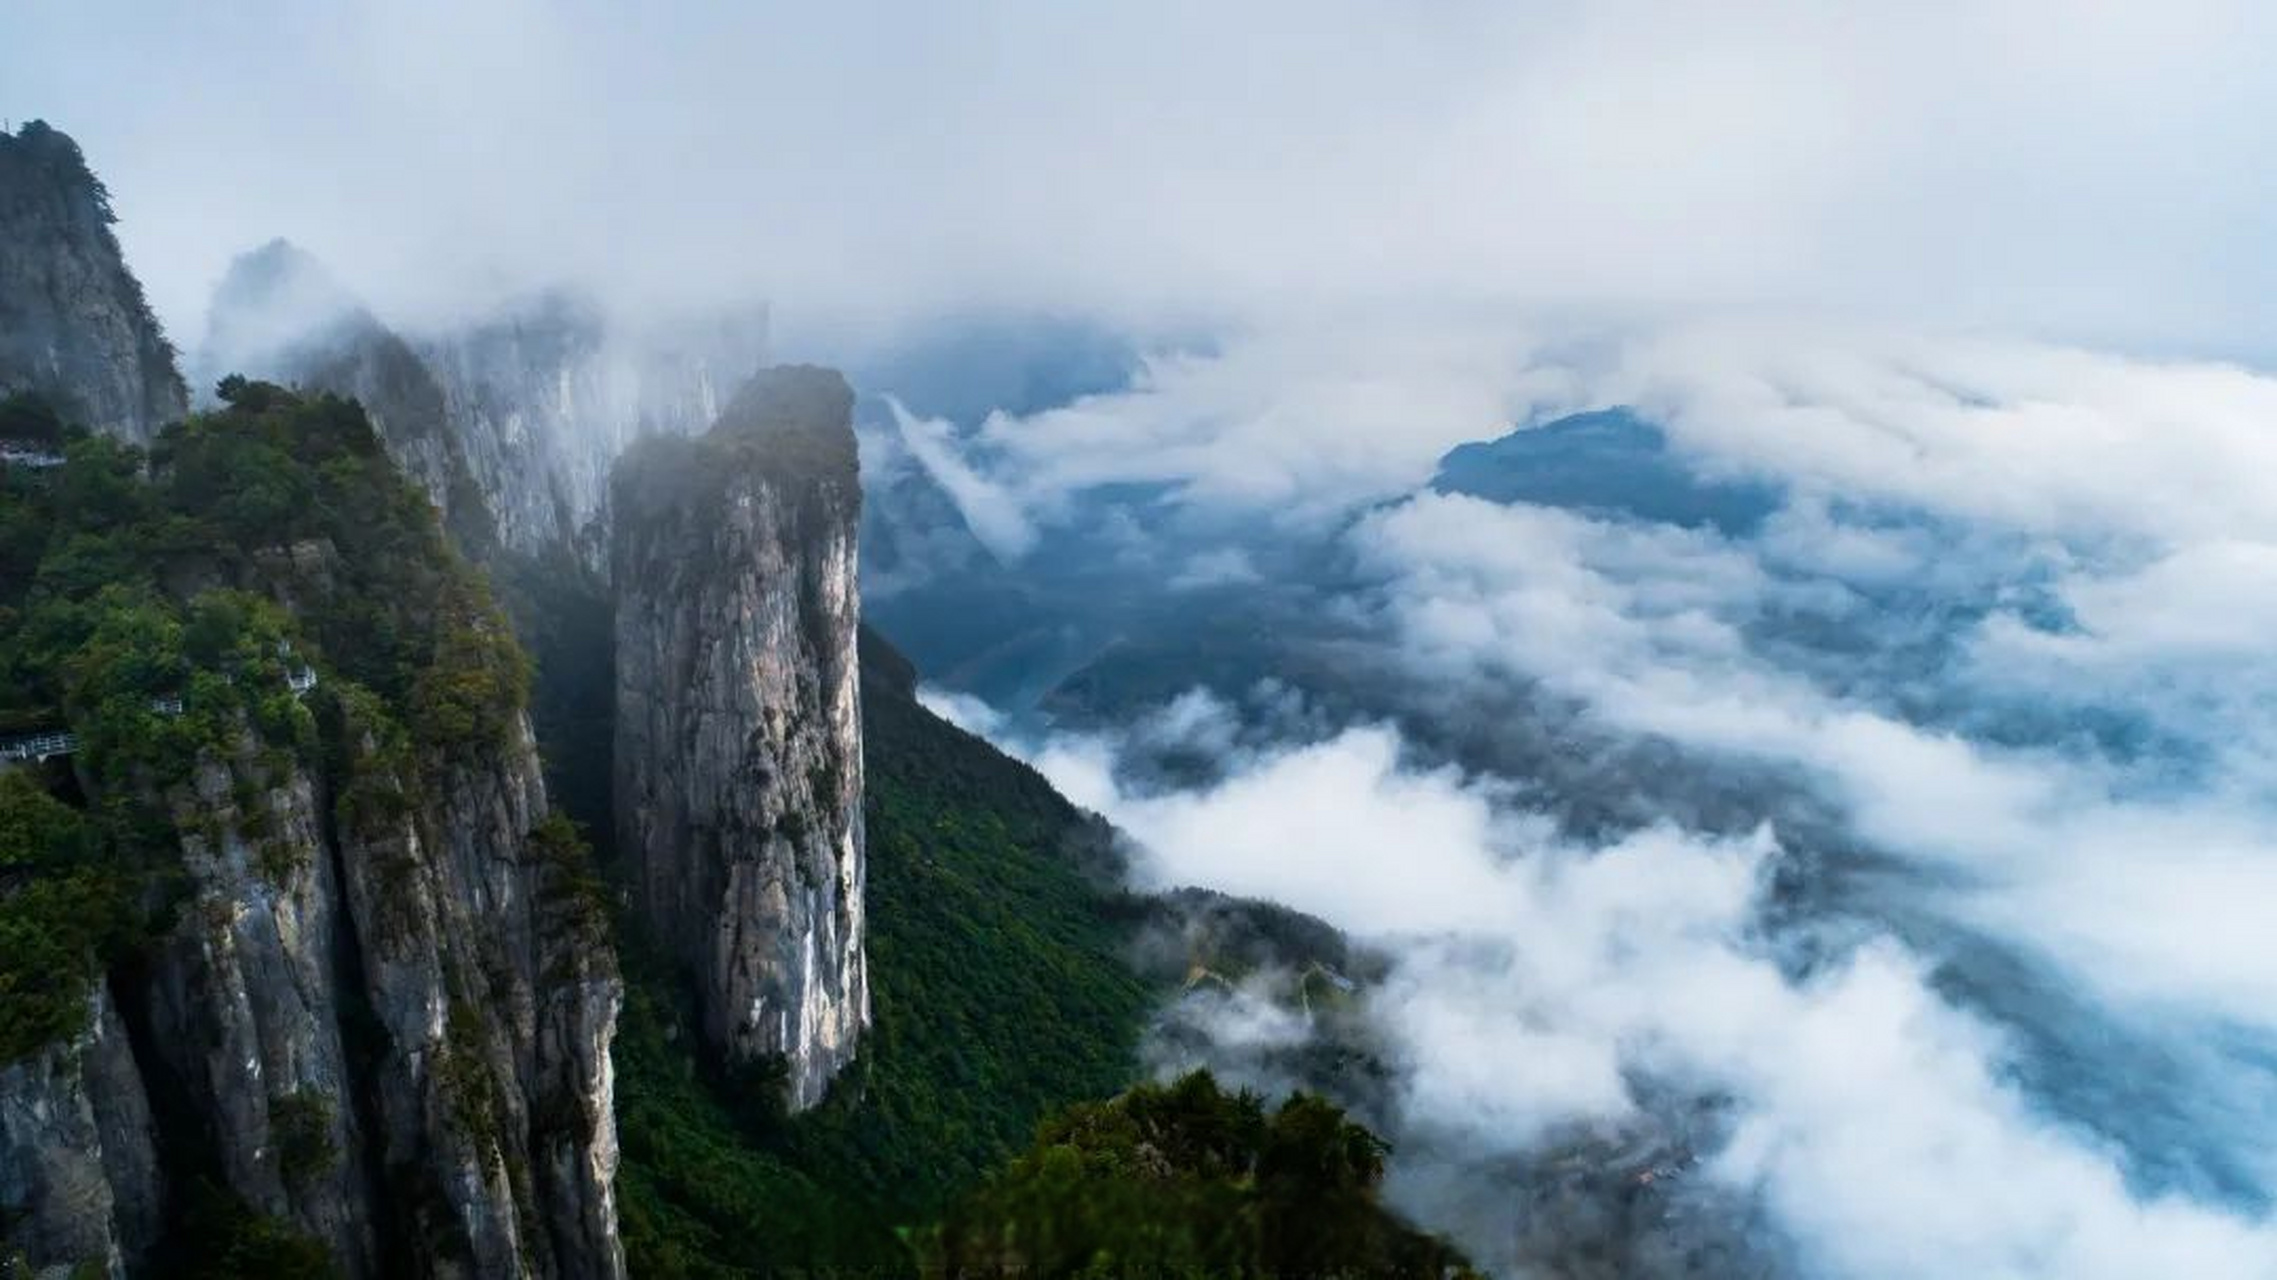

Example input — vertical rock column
[611,366,868,1111]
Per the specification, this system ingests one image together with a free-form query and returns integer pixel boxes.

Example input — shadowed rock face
[0,122,187,444]
[0,989,162,1279]
[612,366,869,1112]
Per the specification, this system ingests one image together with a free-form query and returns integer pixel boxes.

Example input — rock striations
[0,121,187,443]
[317,709,625,1280]
[612,367,870,1111]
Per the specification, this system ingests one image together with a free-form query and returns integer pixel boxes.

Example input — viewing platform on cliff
[0,440,66,469]
[0,661,318,768]
[0,729,77,763]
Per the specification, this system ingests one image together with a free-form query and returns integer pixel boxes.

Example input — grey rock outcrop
[0,121,187,442]
[111,711,626,1280]
[140,746,380,1270]
[613,366,868,1111]
[2,708,630,1280]
[2,124,630,1277]
[0,988,162,1279]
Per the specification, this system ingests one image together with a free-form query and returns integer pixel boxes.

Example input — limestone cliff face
[137,745,380,1270]
[612,367,868,1111]
[198,248,768,567]
[2,715,626,1280]
[322,710,623,1280]
[416,295,769,567]
[0,122,187,442]
[0,138,627,1266]
[0,989,162,1279]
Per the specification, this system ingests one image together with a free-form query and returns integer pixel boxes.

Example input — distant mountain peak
[204,238,375,376]
[1432,406,1782,536]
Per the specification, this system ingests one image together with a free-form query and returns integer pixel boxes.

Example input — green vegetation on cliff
[606,633,1471,1277]
[0,380,534,1052]
[0,771,136,1061]
[0,375,1464,1276]
[0,381,565,1270]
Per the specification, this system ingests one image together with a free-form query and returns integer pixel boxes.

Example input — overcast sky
[9,0,2277,352]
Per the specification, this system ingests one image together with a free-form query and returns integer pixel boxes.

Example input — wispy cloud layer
[12,3,2277,350]
[924,322,2277,1275]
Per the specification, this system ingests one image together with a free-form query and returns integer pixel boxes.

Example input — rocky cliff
[4,120,879,1274]
[122,708,622,1280]
[0,987,162,1278]
[317,703,624,1280]
[0,384,626,1279]
[0,121,187,443]
[612,366,868,1111]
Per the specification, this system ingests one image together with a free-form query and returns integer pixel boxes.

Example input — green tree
[922,1071,1475,1279]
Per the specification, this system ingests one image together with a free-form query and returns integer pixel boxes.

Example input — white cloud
[1167,548,1260,590]
[18,3,2277,354]
[1351,483,2277,1032]
[888,399,1039,559]
[966,320,1564,530]
[1009,711,2277,1277]
[1614,323,2277,549]
[2032,540,2277,660]
[938,321,2277,1274]
[20,4,2277,1269]
[916,684,1010,738]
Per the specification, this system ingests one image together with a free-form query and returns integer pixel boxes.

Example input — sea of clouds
[916,319,2277,1277]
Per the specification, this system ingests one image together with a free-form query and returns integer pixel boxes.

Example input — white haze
[1014,718,2277,1278]
[8,1,2277,353]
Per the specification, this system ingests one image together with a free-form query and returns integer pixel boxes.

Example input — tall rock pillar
[611,366,867,1110]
